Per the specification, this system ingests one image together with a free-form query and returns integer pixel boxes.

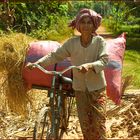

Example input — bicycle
[32,64,79,139]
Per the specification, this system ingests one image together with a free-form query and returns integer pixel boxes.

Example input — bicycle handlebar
[32,63,79,75]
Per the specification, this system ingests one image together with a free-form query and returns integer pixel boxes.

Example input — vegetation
[0,2,73,41]
[103,2,140,36]
[1,2,139,39]
[123,50,140,89]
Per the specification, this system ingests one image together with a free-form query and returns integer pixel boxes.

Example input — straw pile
[0,33,36,115]
[106,91,140,138]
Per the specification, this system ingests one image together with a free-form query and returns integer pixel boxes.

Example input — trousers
[75,88,107,139]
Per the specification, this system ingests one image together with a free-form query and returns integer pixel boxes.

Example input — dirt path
[74,25,115,40]
[97,25,115,39]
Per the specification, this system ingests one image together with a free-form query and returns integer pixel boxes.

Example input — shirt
[37,35,108,92]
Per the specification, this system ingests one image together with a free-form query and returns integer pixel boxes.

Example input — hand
[78,63,93,73]
[26,62,36,70]
[77,65,87,73]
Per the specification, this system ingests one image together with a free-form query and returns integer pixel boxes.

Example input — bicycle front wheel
[33,106,51,139]
[55,93,75,139]
[61,95,75,130]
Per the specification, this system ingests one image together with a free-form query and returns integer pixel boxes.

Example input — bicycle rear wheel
[33,106,51,139]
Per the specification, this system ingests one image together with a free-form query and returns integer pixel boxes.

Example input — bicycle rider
[27,8,108,139]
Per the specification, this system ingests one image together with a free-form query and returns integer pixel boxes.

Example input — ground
[0,89,140,139]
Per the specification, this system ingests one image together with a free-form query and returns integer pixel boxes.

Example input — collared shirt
[37,35,108,92]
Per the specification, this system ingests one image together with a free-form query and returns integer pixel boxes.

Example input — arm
[36,43,71,67]
[27,40,71,69]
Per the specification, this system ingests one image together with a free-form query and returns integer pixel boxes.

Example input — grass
[123,50,140,89]
[126,37,140,51]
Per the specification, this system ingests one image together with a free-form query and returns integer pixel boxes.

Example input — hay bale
[0,33,36,115]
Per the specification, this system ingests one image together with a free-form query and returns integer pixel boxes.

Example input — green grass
[123,50,140,89]
[126,37,140,51]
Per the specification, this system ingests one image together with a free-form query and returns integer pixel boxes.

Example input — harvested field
[0,89,140,139]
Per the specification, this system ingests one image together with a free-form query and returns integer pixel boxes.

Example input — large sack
[104,33,126,105]
[22,41,72,91]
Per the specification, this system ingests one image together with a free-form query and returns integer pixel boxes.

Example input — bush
[126,37,140,51]
[118,25,140,36]
[125,17,140,25]
[30,16,73,42]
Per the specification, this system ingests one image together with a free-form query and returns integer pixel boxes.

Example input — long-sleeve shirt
[37,35,108,92]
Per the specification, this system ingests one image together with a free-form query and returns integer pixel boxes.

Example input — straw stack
[0,33,36,115]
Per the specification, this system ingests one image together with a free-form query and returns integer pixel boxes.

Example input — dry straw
[121,75,133,95]
[0,33,36,115]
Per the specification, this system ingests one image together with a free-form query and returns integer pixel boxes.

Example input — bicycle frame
[32,64,78,139]
[49,73,57,137]
[49,72,66,138]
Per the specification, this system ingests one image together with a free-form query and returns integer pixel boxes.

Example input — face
[79,16,94,35]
